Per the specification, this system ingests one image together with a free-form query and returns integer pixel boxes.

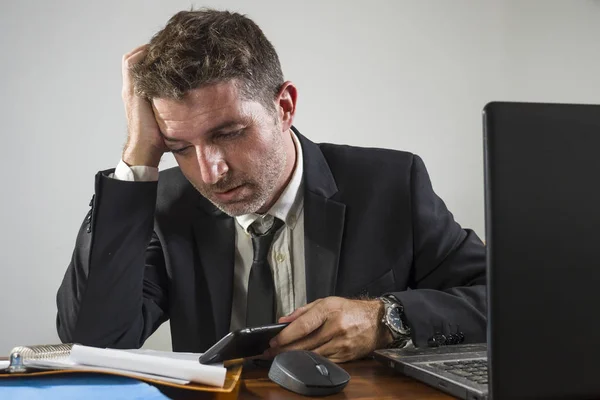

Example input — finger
[270,302,327,348]
[270,324,336,357]
[122,48,149,96]
[123,44,149,60]
[311,340,351,364]
[122,45,149,73]
[125,48,148,65]
[122,48,148,76]
[278,299,323,323]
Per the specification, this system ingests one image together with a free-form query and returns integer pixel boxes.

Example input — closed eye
[170,128,245,154]
[171,146,192,155]
[215,129,244,141]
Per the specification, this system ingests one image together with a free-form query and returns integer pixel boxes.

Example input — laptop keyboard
[428,359,488,385]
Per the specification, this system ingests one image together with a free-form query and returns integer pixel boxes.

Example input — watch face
[387,306,403,332]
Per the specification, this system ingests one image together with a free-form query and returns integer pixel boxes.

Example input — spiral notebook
[0,343,243,394]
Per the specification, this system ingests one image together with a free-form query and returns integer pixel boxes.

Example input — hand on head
[121,44,169,168]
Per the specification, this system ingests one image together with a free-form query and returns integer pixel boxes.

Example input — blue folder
[0,374,170,399]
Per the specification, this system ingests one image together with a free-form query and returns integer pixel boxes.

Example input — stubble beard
[194,130,287,217]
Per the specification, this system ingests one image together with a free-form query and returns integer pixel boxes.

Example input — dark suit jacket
[56,128,487,352]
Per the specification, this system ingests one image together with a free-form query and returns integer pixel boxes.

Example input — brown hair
[132,9,284,111]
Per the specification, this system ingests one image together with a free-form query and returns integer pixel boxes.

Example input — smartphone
[198,322,289,364]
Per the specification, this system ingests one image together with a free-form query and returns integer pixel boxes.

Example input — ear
[275,81,297,132]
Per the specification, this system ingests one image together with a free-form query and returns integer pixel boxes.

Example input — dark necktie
[245,217,284,328]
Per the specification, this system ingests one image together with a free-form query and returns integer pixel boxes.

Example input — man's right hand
[121,44,168,168]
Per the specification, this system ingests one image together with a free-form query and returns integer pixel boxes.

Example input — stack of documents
[6,344,227,387]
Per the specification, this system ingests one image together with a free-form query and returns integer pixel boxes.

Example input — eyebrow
[161,120,243,143]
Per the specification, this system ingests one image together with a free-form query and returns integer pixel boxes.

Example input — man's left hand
[265,296,393,363]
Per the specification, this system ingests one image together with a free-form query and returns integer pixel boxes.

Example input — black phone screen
[199,323,289,364]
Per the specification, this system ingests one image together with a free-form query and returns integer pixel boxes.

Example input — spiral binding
[10,344,73,360]
[6,344,73,373]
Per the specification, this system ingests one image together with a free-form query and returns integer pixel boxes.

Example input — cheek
[228,135,272,170]
[227,150,255,176]
[174,155,203,183]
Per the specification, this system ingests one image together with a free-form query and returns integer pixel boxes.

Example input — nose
[196,146,228,185]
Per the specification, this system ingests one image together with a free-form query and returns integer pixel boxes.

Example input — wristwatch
[378,296,412,348]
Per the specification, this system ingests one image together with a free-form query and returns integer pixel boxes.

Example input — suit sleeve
[389,155,487,347]
[56,170,169,349]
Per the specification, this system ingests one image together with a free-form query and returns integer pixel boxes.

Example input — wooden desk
[1,357,452,399]
[239,359,452,399]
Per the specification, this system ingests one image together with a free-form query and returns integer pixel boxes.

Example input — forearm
[56,170,163,348]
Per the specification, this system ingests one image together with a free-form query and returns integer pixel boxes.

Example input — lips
[213,184,245,202]
[215,184,242,195]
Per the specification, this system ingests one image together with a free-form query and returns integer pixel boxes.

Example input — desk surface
[0,357,452,399]
[239,359,452,399]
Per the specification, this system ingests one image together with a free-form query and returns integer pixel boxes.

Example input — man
[56,9,486,363]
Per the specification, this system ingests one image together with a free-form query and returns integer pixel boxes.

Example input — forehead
[152,81,255,136]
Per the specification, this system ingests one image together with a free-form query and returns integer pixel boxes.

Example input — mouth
[213,184,245,202]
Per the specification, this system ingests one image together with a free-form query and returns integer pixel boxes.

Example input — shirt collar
[236,131,304,233]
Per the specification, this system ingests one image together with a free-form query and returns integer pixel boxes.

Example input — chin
[212,198,265,217]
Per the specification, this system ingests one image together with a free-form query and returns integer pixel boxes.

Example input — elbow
[56,313,74,344]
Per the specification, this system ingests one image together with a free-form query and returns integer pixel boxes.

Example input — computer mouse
[268,350,350,396]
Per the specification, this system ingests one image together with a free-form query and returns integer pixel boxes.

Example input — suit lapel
[296,129,346,302]
[304,192,346,301]
[192,198,235,341]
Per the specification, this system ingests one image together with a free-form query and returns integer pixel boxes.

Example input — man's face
[152,81,288,216]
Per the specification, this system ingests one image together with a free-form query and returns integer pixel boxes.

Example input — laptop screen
[484,102,600,399]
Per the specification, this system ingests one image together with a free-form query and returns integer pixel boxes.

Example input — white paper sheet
[123,348,223,366]
[0,360,9,369]
[69,345,226,387]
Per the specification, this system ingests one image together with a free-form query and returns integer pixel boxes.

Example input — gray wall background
[0,0,598,354]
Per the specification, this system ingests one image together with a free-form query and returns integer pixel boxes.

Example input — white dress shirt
[111,132,307,332]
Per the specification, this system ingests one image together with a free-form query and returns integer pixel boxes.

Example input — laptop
[375,102,600,399]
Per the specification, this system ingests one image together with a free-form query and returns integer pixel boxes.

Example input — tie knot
[249,216,284,237]
[249,217,284,262]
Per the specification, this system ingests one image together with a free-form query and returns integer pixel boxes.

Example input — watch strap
[378,296,411,348]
